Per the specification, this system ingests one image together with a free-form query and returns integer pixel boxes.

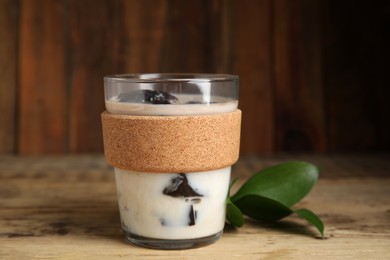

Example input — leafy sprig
[226,161,325,238]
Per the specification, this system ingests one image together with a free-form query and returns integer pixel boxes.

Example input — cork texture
[101,110,241,173]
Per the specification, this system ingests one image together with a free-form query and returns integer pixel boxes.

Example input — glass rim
[104,73,239,83]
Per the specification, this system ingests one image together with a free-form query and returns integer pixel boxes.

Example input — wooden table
[1,154,389,259]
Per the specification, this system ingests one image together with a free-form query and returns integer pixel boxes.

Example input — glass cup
[102,73,240,249]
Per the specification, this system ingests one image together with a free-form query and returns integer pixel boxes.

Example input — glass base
[123,229,222,250]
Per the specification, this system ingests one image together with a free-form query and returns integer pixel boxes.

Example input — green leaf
[226,178,244,227]
[225,162,325,238]
[225,178,244,227]
[233,195,325,237]
[231,161,319,207]
[228,177,238,196]
[234,194,293,222]
[294,208,325,238]
[226,198,245,227]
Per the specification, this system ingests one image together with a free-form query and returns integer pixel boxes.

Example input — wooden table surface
[0,154,389,259]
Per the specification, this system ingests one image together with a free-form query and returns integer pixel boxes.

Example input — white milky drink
[115,168,231,240]
[103,74,240,249]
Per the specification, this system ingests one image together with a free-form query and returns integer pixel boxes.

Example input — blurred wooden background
[0,0,388,155]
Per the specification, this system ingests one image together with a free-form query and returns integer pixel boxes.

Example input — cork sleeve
[101,110,241,173]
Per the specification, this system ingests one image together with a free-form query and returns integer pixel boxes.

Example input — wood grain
[0,0,387,155]
[159,0,218,73]
[121,0,167,73]
[18,0,68,154]
[230,0,275,155]
[0,155,389,259]
[0,0,18,154]
[273,0,327,152]
[325,0,390,151]
[69,0,121,152]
